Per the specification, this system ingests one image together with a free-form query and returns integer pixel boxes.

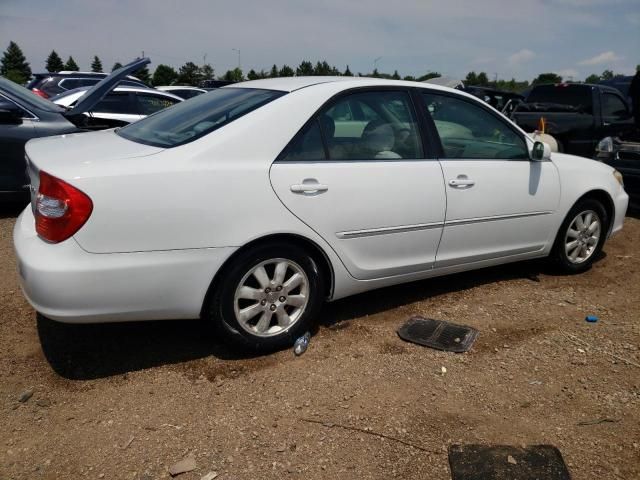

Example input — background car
[27,71,148,99]
[595,135,640,207]
[156,85,208,100]
[53,86,182,126]
[15,77,628,354]
[0,58,149,202]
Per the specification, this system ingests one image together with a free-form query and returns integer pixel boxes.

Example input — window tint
[94,93,138,114]
[279,120,326,161]
[173,89,205,99]
[422,92,529,160]
[59,78,100,90]
[601,93,628,120]
[118,88,284,148]
[0,94,31,118]
[320,91,423,160]
[526,85,593,114]
[137,93,180,115]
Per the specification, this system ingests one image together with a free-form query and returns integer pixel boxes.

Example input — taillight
[35,171,93,243]
[32,88,49,99]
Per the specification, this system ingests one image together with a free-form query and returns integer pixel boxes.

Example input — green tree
[532,72,562,85]
[371,68,380,78]
[279,64,295,77]
[343,65,353,76]
[296,60,314,76]
[45,50,64,72]
[269,64,278,77]
[134,65,151,84]
[177,61,201,85]
[247,69,259,80]
[601,69,614,80]
[476,72,489,86]
[0,41,32,84]
[391,70,401,80]
[199,63,215,81]
[111,62,123,72]
[465,71,478,85]
[585,73,600,84]
[152,64,178,86]
[403,75,416,81]
[221,67,244,82]
[313,61,332,75]
[90,55,103,73]
[64,56,79,71]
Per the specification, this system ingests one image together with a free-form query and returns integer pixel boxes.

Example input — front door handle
[290,180,328,194]
[448,176,475,188]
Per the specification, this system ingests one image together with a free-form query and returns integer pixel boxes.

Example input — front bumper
[13,208,236,323]
[610,188,629,237]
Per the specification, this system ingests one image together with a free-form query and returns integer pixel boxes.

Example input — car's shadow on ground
[38,256,577,381]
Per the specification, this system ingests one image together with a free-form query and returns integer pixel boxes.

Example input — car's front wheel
[551,198,608,273]
[207,243,324,352]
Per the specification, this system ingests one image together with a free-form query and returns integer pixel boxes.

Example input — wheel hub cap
[564,209,601,265]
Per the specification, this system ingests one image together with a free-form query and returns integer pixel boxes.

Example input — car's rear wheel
[551,198,608,273]
[207,243,324,352]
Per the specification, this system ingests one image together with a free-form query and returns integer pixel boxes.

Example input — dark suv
[27,71,148,99]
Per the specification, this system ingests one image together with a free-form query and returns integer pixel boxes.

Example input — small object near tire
[206,243,324,352]
[551,198,608,274]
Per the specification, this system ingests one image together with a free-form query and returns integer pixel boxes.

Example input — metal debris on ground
[448,444,571,480]
[293,332,311,356]
[397,316,478,353]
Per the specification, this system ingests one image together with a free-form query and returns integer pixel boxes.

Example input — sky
[1,0,639,82]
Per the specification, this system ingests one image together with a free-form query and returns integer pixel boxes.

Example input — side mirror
[531,141,551,161]
[0,107,23,124]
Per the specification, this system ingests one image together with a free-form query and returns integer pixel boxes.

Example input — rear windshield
[117,87,285,148]
[0,76,65,112]
[526,84,593,114]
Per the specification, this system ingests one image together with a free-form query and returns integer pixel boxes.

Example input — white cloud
[508,49,536,64]
[578,51,622,66]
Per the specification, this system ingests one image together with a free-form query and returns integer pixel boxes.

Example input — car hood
[25,128,163,180]
[64,57,149,117]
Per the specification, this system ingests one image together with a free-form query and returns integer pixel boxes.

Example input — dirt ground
[1,204,639,480]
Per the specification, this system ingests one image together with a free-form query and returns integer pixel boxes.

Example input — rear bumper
[13,208,236,323]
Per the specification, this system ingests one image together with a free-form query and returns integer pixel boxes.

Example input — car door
[419,90,561,268]
[0,94,36,193]
[270,89,446,280]
[91,92,142,124]
[600,91,635,139]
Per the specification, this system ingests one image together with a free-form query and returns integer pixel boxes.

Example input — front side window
[422,92,529,160]
[137,93,180,115]
[118,88,284,148]
[321,91,423,160]
[601,93,629,121]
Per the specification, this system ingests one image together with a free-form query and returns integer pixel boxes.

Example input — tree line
[1,40,635,92]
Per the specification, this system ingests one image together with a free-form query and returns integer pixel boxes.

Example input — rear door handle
[290,180,328,194]
[448,178,475,187]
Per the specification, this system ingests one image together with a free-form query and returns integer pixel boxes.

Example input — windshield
[526,84,593,114]
[0,76,64,112]
[117,87,285,148]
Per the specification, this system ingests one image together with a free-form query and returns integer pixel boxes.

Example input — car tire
[551,198,608,274]
[206,243,325,352]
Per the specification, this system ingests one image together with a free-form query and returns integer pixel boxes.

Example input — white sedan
[14,77,628,351]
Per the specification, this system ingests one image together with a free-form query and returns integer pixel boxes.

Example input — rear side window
[94,93,138,114]
[59,78,100,90]
[280,90,423,162]
[526,85,593,114]
[118,88,284,148]
[422,92,528,160]
[137,93,180,115]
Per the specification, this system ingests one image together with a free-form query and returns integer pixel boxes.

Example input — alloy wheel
[564,210,601,264]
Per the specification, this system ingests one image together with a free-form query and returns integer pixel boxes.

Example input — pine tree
[176,62,202,85]
[90,55,103,73]
[0,41,32,84]
[247,69,259,80]
[45,50,64,73]
[392,70,401,80]
[296,60,314,76]
[199,64,214,81]
[112,62,123,72]
[133,65,151,84]
[278,65,295,77]
[343,65,353,76]
[269,64,278,78]
[64,56,79,71]
[152,64,178,86]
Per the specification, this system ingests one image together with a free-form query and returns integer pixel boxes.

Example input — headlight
[596,137,613,154]
[613,170,624,187]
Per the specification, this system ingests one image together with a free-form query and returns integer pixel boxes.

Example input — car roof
[230,76,461,93]
[157,86,206,91]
